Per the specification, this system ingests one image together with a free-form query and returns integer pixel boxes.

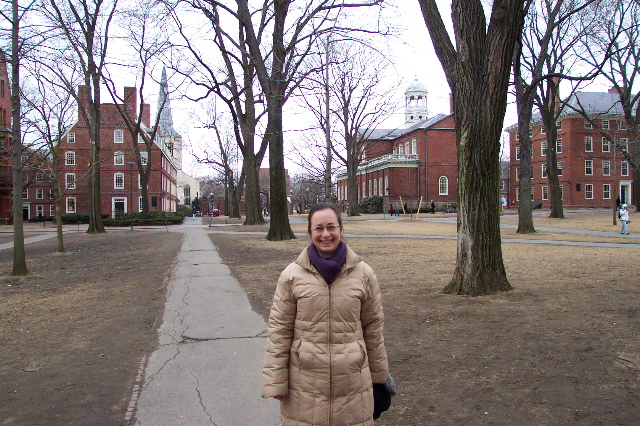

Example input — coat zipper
[328,281,333,425]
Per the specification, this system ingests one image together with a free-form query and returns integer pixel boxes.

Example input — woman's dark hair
[307,202,343,234]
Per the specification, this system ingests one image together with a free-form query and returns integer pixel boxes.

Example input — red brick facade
[336,114,458,210]
[58,86,177,218]
[508,102,633,209]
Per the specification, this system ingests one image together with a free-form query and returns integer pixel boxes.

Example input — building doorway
[620,181,632,205]
[112,197,126,217]
[22,206,29,221]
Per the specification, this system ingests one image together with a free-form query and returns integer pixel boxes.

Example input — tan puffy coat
[262,245,389,426]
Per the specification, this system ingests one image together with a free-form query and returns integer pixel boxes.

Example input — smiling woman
[262,202,395,425]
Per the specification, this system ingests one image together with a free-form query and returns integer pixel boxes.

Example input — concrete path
[134,219,279,425]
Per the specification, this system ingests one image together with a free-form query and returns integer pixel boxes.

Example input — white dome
[405,78,428,94]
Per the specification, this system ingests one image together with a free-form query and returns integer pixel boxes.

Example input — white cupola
[405,78,428,127]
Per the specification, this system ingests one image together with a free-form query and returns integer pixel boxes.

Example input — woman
[620,204,630,235]
[262,202,392,425]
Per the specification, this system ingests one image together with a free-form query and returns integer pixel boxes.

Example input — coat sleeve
[262,267,297,398]
[360,266,389,384]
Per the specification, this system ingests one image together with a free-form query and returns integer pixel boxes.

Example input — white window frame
[556,120,562,130]
[36,173,44,182]
[602,120,609,129]
[411,138,417,155]
[541,163,547,178]
[36,188,44,199]
[22,188,28,199]
[66,197,76,213]
[65,173,76,189]
[585,184,594,199]
[515,146,520,160]
[36,205,44,216]
[114,151,124,165]
[557,161,563,176]
[65,151,75,166]
[541,123,546,134]
[114,129,124,144]
[556,138,562,153]
[438,176,448,195]
[603,184,611,200]
[584,119,592,129]
[620,138,628,151]
[621,161,629,176]
[585,160,593,175]
[68,132,76,143]
[602,160,610,176]
[602,138,610,152]
[140,151,148,165]
[50,205,55,216]
[620,121,628,130]
[585,136,593,152]
[542,186,548,200]
[541,141,547,156]
[114,172,125,189]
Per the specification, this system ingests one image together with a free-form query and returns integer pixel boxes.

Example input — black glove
[372,383,391,419]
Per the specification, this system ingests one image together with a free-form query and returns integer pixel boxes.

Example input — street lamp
[128,162,135,231]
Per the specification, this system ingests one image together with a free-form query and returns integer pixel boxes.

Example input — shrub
[359,195,383,214]
[105,211,185,226]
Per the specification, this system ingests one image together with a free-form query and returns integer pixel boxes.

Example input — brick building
[58,85,178,218]
[507,89,633,209]
[336,78,458,210]
[0,51,12,223]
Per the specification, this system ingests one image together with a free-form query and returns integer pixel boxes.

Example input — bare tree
[168,0,268,225]
[419,0,528,296]
[571,0,640,208]
[44,0,118,234]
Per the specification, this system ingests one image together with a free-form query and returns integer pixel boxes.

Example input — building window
[621,161,628,176]
[66,197,76,213]
[542,186,548,200]
[65,173,76,189]
[114,173,125,189]
[412,138,417,155]
[515,146,520,160]
[114,151,124,165]
[585,136,593,152]
[114,129,124,143]
[384,176,389,195]
[36,188,44,199]
[620,121,627,130]
[556,138,562,153]
[541,141,547,156]
[500,180,505,191]
[68,132,75,143]
[140,151,148,165]
[151,196,158,207]
[516,167,521,180]
[585,184,593,199]
[602,120,609,129]
[602,160,610,176]
[585,160,593,175]
[65,151,75,165]
[541,163,547,178]
[603,184,611,200]
[620,138,628,151]
[439,176,448,195]
[22,189,28,199]
[584,120,592,129]
[602,138,610,152]
[541,124,546,134]
[36,205,44,217]
[36,173,44,182]
[556,120,562,130]
[139,196,143,213]
[530,188,534,201]
[516,187,520,201]
[50,205,55,216]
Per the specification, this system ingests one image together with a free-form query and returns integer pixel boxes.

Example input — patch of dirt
[0,231,183,425]
[210,219,640,425]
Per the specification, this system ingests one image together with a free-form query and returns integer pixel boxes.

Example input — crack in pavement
[190,371,217,425]
[180,330,268,344]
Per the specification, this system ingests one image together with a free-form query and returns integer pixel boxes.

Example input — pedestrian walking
[619,204,631,235]
[431,200,435,214]
[262,202,395,424]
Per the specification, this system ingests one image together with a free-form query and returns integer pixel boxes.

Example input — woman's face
[309,208,343,257]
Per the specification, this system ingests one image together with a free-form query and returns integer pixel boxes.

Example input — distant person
[619,204,630,235]
[394,203,399,216]
[404,203,408,216]
[262,202,395,423]
[389,203,394,216]
[431,200,435,214]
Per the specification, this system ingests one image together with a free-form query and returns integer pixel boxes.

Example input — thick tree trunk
[243,155,264,225]
[514,65,535,233]
[541,110,564,219]
[87,79,105,233]
[10,2,27,276]
[420,0,524,296]
[347,156,360,216]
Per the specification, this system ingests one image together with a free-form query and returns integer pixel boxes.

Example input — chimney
[142,103,150,126]
[77,85,90,119]
[124,87,137,116]
[608,86,621,94]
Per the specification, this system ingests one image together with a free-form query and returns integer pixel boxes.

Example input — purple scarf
[307,241,347,285]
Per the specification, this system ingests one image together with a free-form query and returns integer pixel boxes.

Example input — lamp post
[128,162,135,231]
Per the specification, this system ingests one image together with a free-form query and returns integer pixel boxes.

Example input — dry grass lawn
[209,210,640,424]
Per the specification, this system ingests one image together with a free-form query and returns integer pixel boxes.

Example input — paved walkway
[134,219,279,425]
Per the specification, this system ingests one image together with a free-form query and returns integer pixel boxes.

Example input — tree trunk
[11,0,27,276]
[347,156,360,216]
[87,78,105,233]
[243,155,264,225]
[540,106,564,218]
[421,0,525,296]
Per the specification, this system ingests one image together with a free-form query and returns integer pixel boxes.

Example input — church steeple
[405,77,428,127]
[157,67,178,138]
